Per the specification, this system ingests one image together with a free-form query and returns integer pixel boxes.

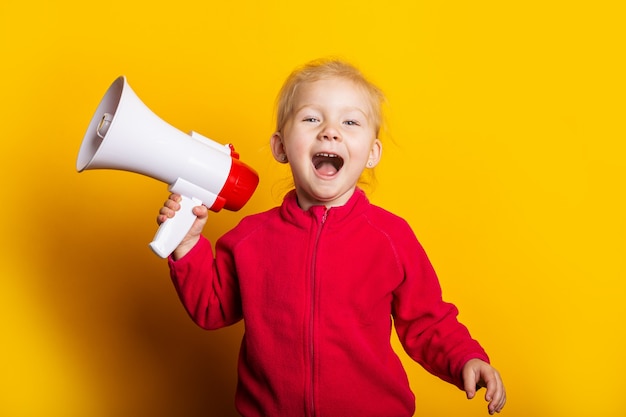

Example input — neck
[294,186,357,211]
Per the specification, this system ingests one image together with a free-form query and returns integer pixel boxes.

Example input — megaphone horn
[77,76,259,258]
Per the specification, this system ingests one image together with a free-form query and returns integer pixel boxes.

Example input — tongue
[316,161,339,176]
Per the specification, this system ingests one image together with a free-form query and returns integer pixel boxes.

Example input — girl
[158,59,506,416]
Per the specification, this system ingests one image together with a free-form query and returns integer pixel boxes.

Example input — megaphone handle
[149,195,203,258]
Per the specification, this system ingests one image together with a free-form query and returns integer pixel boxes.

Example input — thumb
[192,204,209,218]
[463,366,480,400]
[189,205,209,233]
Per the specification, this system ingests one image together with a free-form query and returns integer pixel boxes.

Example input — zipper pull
[321,207,329,224]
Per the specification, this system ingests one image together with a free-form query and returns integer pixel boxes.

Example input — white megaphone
[77,76,259,258]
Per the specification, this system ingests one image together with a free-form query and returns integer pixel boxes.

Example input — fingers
[482,368,506,415]
[157,194,208,225]
[484,370,506,415]
[462,359,506,415]
[157,194,180,225]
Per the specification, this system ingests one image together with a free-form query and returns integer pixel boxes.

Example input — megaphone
[77,76,259,258]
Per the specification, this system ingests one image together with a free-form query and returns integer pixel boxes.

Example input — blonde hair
[275,58,386,137]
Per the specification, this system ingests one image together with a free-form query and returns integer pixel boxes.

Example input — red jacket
[169,189,489,417]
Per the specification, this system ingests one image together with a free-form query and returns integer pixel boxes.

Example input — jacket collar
[280,188,369,228]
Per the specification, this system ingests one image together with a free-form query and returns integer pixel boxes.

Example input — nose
[318,122,341,141]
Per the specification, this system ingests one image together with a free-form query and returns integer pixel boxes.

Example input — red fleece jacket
[168,189,489,417]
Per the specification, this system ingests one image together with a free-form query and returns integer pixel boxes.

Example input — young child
[158,59,506,416]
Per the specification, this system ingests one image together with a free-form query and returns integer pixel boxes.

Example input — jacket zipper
[309,207,328,417]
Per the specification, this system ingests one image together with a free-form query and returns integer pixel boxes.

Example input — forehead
[293,78,372,113]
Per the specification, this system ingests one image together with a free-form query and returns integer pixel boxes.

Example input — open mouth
[312,152,344,176]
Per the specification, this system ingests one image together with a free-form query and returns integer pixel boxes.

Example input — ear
[367,138,383,168]
[270,132,289,163]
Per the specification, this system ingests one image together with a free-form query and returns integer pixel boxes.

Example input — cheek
[350,138,377,159]
[283,134,309,156]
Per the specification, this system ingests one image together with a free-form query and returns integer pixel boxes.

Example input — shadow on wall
[33,185,244,417]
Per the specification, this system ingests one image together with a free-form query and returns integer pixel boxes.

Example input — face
[271,77,382,210]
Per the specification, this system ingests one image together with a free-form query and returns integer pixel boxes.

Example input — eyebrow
[294,104,370,119]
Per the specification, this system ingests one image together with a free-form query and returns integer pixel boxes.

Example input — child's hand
[462,358,506,415]
[157,193,208,260]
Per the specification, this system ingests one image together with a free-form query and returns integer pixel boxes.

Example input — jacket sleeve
[391,224,489,390]
[168,235,243,330]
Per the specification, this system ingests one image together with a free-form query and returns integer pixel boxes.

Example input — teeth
[313,152,344,174]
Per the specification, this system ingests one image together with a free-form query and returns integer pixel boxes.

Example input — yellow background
[1,1,624,416]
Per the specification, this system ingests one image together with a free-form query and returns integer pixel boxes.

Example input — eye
[303,117,319,123]
[344,119,360,126]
